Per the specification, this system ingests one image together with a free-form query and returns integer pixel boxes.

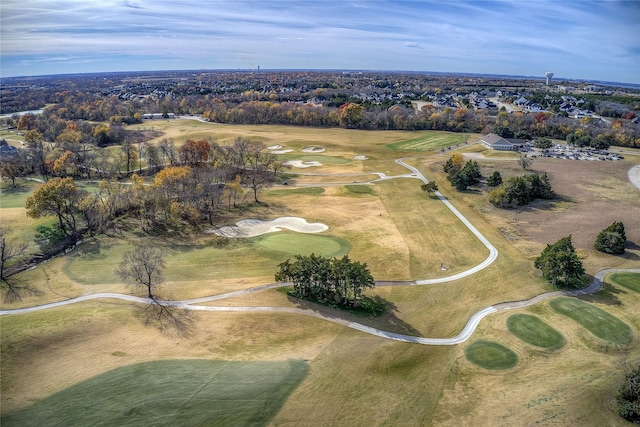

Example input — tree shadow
[137,298,194,338]
[577,275,625,306]
[286,294,422,338]
[2,277,42,304]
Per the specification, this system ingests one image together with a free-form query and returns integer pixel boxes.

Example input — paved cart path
[2,156,638,346]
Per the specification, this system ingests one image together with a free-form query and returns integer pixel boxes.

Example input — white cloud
[0,0,638,82]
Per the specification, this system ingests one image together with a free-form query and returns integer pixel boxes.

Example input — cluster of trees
[534,235,585,288]
[23,138,280,243]
[275,254,376,310]
[617,365,640,424]
[488,173,554,208]
[595,221,627,254]
[443,153,481,191]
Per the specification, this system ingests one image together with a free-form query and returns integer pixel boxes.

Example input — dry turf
[1,121,639,426]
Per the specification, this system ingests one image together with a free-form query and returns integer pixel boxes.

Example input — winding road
[2,157,638,346]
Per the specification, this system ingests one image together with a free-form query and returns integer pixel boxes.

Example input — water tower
[545,72,554,86]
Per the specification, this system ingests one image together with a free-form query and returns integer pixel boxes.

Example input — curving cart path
[1,158,638,346]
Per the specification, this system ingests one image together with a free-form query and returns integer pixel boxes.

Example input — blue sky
[1,0,639,83]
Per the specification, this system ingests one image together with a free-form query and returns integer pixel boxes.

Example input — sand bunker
[267,145,282,150]
[302,146,326,153]
[283,160,322,168]
[210,217,329,238]
[353,155,368,160]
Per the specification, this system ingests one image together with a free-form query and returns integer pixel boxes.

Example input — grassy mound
[550,297,633,344]
[607,272,640,293]
[257,233,350,257]
[507,314,565,349]
[465,340,519,370]
[1,359,309,427]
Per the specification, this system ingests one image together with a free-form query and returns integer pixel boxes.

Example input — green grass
[606,272,640,293]
[63,232,351,285]
[257,233,350,257]
[386,131,472,152]
[550,297,633,344]
[277,153,351,164]
[0,359,309,427]
[344,185,375,195]
[464,340,519,370]
[506,314,565,349]
[0,180,39,208]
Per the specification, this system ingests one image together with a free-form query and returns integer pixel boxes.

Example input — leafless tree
[116,242,165,298]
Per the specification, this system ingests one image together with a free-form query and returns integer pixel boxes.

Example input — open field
[2,120,639,425]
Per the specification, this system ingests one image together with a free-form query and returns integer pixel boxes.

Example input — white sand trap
[302,146,326,153]
[267,145,282,150]
[211,216,328,238]
[353,155,368,160]
[271,149,293,154]
[283,160,322,168]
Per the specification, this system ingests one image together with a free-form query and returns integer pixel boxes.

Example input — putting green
[550,297,633,344]
[0,359,309,427]
[465,340,519,370]
[257,232,350,257]
[606,272,640,293]
[507,314,565,349]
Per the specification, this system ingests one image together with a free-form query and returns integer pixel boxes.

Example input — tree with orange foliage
[179,139,211,166]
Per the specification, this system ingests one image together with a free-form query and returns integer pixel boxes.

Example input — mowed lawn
[550,297,633,345]
[1,359,309,427]
[606,272,640,293]
[386,131,475,151]
[63,232,350,287]
[507,314,565,349]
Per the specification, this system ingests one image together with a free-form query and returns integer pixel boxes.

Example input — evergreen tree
[595,221,626,254]
[617,365,640,424]
[487,171,503,186]
[534,235,585,288]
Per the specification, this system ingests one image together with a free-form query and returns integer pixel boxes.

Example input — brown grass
[2,121,639,425]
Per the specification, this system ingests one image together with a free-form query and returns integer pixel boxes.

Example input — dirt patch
[127,129,163,144]
[480,157,640,269]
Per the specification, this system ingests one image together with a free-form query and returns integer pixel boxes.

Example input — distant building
[481,133,514,151]
[0,144,18,158]
[481,134,529,151]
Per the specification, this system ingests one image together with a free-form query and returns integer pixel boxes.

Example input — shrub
[617,366,640,424]
[487,171,503,186]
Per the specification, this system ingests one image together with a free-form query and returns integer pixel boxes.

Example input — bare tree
[0,227,39,302]
[517,154,534,170]
[116,242,166,298]
[0,227,28,281]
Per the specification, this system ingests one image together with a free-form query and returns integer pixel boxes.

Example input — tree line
[22,137,280,242]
